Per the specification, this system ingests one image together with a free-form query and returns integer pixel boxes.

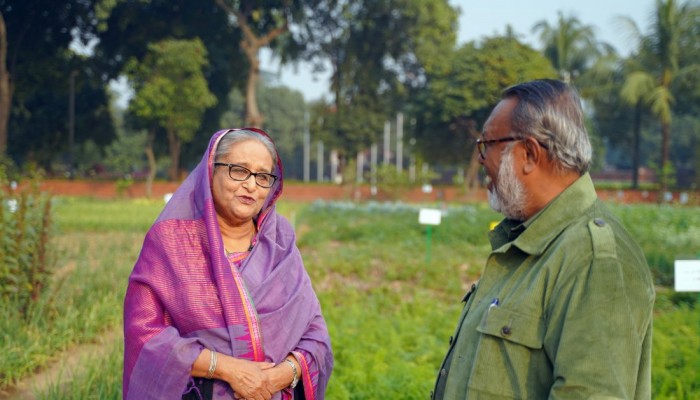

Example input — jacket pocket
[477,306,544,349]
[468,307,549,398]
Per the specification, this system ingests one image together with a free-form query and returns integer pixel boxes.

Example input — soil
[0,329,119,400]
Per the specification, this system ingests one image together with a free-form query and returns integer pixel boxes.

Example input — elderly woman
[123,128,333,400]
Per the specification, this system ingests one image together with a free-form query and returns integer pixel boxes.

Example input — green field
[1,197,699,399]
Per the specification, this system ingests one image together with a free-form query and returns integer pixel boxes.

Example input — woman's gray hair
[214,129,278,170]
[503,79,592,174]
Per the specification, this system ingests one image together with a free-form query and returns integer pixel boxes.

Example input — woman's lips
[237,195,255,205]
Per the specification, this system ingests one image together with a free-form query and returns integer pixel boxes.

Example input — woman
[123,128,333,400]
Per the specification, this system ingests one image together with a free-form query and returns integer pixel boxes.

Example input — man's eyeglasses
[476,136,548,159]
[214,163,278,188]
[476,137,523,159]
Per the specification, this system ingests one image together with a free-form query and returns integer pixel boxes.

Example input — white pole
[409,155,416,182]
[396,112,403,172]
[371,143,378,195]
[383,120,391,165]
[303,112,310,182]
[317,141,324,182]
[356,151,364,183]
[330,150,339,184]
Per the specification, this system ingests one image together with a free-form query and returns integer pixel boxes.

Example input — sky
[261,0,654,102]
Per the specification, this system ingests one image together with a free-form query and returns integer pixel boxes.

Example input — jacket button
[440,368,447,377]
[594,218,606,226]
[501,326,512,336]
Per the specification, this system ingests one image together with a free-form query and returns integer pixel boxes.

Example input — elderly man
[432,79,654,399]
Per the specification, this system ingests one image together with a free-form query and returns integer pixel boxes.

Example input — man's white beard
[487,148,527,220]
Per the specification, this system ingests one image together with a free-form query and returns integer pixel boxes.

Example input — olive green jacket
[432,173,654,399]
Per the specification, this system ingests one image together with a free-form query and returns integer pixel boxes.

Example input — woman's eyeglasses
[214,163,278,188]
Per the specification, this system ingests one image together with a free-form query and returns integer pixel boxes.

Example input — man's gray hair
[503,79,592,174]
[215,129,278,170]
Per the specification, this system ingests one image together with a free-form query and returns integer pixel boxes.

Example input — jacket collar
[489,172,598,255]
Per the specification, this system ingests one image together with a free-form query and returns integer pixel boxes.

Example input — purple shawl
[123,128,333,400]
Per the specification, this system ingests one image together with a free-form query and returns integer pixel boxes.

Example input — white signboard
[674,260,700,292]
[418,208,442,226]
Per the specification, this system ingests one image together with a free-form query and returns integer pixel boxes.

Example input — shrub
[0,165,55,317]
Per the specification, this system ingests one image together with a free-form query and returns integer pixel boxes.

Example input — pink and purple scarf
[123,128,333,399]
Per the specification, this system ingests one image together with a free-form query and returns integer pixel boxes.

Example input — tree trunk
[167,128,181,181]
[244,52,263,128]
[659,121,671,196]
[145,129,157,198]
[214,0,288,129]
[631,101,641,189]
[0,12,11,155]
[465,146,481,190]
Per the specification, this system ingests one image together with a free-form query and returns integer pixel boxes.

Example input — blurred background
[1,0,699,194]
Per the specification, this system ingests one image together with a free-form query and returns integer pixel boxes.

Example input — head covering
[123,128,333,400]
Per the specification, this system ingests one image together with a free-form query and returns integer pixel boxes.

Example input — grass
[4,196,699,399]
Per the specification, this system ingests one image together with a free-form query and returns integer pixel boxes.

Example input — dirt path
[0,328,119,399]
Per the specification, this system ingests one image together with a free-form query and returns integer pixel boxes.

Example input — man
[432,79,654,399]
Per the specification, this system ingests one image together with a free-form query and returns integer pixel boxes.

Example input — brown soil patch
[0,328,119,399]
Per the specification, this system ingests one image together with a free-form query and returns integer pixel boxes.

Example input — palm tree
[532,11,614,83]
[619,0,699,194]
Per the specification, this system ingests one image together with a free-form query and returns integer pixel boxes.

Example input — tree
[307,0,459,173]
[214,0,322,129]
[532,11,614,83]
[92,0,244,168]
[0,0,106,163]
[619,0,700,193]
[126,39,217,181]
[0,11,9,155]
[412,35,556,187]
[221,73,307,178]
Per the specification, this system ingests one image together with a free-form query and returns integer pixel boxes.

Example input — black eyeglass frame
[476,136,549,159]
[214,163,278,188]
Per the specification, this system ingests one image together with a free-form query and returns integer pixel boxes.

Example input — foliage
[221,81,308,179]
[619,0,700,192]
[125,38,217,180]
[104,129,148,177]
[652,290,700,399]
[0,195,162,389]
[0,166,54,317]
[92,0,244,168]
[38,336,123,400]
[609,203,700,286]
[3,198,700,398]
[214,0,326,127]
[308,0,459,157]
[3,0,116,170]
[531,11,614,82]
[412,35,557,167]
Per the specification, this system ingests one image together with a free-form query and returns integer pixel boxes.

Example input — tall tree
[0,0,101,162]
[214,0,318,128]
[308,0,458,167]
[413,35,556,187]
[578,55,643,184]
[532,11,613,83]
[221,74,307,178]
[92,0,243,167]
[619,0,700,193]
[0,11,9,156]
[126,39,217,181]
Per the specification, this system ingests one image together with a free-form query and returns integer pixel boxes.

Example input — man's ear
[522,137,544,174]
